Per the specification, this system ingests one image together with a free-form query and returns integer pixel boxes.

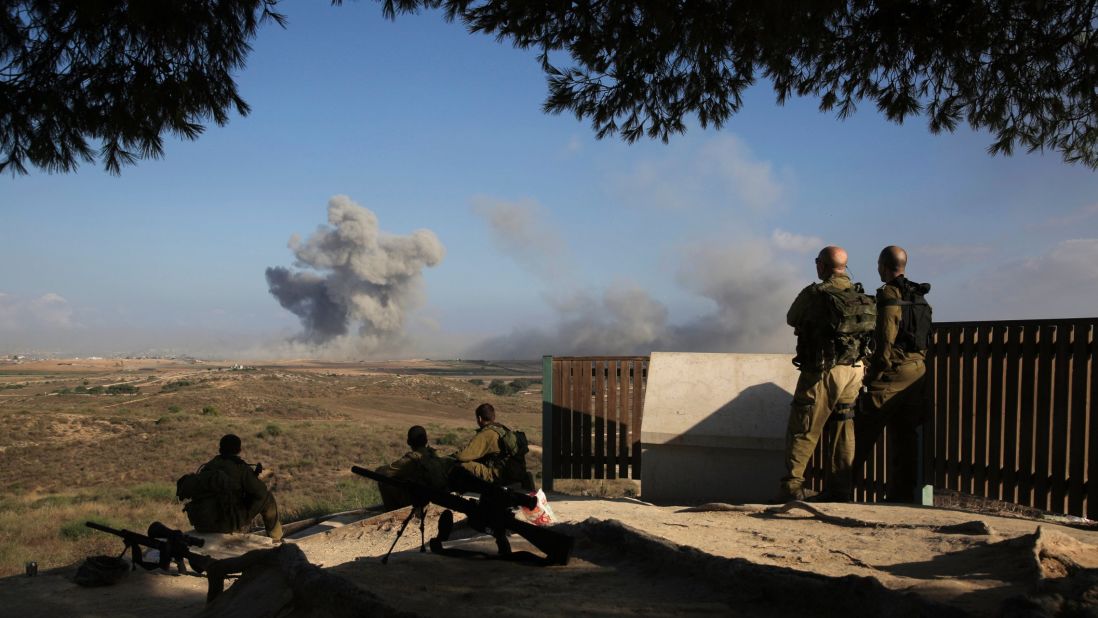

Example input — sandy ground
[2,495,1097,617]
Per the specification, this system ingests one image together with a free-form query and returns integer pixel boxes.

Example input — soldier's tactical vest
[880,277,932,354]
[176,462,243,532]
[795,282,876,370]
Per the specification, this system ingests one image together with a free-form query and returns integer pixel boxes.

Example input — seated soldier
[450,403,531,491]
[374,425,452,510]
[185,434,282,543]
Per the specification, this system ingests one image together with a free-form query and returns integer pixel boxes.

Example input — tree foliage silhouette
[1,1,286,175]
[381,0,1098,167]
[4,1,1097,174]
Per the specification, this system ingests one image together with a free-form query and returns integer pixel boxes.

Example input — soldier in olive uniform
[192,434,282,542]
[778,246,866,502]
[451,403,528,488]
[375,425,453,510]
[854,246,929,503]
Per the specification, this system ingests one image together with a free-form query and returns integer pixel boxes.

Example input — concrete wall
[640,352,798,504]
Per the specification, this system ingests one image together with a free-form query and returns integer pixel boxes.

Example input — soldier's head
[219,434,242,456]
[815,246,848,280]
[407,425,428,449]
[475,403,496,427]
[877,245,908,282]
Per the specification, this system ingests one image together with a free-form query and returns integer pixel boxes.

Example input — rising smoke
[265,196,444,354]
[466,199,803,358]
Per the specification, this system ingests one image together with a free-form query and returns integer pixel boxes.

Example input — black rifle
[351,465,573,566]
[86,521,213,574]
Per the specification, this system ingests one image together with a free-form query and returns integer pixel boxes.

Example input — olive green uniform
[374,445,453,510]
[855,277,927,502]
[453,422,525,486]
[190,455,282,541]
[780,273,863,500]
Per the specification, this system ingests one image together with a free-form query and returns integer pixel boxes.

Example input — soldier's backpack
[488,424,529,460]
[880,278,933,353]
[799,282,877,369]
[175,464,238,531]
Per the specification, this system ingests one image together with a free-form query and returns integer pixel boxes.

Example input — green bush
[257,423,283,439]
[468,378,484,386]
[201,405,218,416]
[107,384,139,395]
[167,405,181,414]
[87,386,103,394]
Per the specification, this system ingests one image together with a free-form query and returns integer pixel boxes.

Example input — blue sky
[2,3,1097,358]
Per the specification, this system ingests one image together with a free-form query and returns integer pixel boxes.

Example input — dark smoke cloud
[265,195,444,353]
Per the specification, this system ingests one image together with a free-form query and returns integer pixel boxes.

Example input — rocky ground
[2,495,1096,617]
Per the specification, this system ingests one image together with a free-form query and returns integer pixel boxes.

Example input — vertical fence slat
[594,360,606,479]
[1019,324,1039,506]
[974,325,991,498]
[1034,324,1055,510]
[960,325,977,495]
[987,325,1006,501]
[934,328,949,489]
[619,361,631,479]
[1002,325,1022,504]
[580,360,593,479]
[552,359,564,479]
[570,360,584,479]
[605,360,618,481]
[1068,322,1089,516]
[631,359,644,480]
[947,325,963,490]
[1051,322,1073,512]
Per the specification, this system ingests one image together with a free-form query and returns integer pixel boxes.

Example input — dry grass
[0,362,543,576]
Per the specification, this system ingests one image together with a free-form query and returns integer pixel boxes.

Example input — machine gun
[86,521,213,574]
[351,465,573,566]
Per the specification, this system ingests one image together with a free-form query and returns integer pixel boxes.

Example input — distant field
[0,359,542,576]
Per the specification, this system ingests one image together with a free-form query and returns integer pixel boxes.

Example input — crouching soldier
[374,425,453,510]
[177,434,283,543]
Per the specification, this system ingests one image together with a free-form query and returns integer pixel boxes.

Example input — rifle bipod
[380,506,426,564]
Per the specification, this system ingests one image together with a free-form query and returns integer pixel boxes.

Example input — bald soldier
[854,246,932,503]
[778,246,875,502]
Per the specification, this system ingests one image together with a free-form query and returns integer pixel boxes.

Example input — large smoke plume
[265,195,444,353]
[466,199,803,358]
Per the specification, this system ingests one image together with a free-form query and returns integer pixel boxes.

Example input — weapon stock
[351,465,573,565]
[85,521,213,574]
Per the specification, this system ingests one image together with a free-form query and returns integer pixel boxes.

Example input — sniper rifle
[350,465,573,565]
[85,521,213,574]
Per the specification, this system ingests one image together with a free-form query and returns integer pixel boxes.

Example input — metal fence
[541,356,648,490]
[543,319,1097,519]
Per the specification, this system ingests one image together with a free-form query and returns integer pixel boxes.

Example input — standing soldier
[855,246,932,503]
[778,246,876,502]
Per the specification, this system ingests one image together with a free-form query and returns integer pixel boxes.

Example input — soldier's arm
[869,285,902,378]
[786,284,816,328]
[452,431,496,462]
[241,464,271,500]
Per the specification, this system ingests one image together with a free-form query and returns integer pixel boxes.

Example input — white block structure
[640,352,799,504]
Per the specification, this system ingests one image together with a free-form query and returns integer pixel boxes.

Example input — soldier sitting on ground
[177,434,283,543]
[449,403,532,491]
[374,425,453,510]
